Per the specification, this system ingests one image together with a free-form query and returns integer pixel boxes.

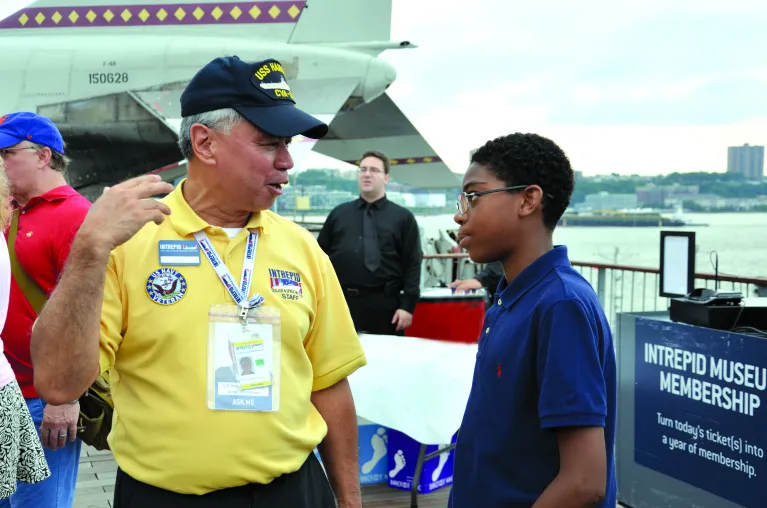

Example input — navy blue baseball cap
[180,56,328,140]
[0,112,65,154]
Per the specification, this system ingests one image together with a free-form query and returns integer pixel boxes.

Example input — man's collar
[356,194,387,209]
[13,185,79,210]
[165,179,270,238]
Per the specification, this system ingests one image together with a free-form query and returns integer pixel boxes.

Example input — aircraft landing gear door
[25,50,74,100]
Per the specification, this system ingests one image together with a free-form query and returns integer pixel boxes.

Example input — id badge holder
[206,304,282,412]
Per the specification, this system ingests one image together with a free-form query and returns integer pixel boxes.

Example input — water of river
[415,213,767,279]
[289,212,767,279]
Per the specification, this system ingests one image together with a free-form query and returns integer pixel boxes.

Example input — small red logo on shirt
[497,365,502,378]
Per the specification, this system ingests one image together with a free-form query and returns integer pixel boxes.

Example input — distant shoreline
[279,208,767,220]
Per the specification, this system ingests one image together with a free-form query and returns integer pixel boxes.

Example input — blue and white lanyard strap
[193,230,265,311]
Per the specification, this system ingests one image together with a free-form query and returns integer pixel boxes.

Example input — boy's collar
[496,246,571,309]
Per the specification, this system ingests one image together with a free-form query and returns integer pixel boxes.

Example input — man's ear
[36,146,53,169]
[189,124,216,166]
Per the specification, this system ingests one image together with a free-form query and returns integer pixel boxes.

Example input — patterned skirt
[0,380,51,499]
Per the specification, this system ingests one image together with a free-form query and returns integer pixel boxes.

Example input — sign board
[634,319,765,507]
[315,417,390,485]
[659,231,695,298]
[387,428,457,494]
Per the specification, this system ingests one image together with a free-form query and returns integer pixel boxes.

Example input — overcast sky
[3,0,766,176]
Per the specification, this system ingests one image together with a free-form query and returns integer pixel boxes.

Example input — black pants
[345,290,403,336]
[113,453,335,508]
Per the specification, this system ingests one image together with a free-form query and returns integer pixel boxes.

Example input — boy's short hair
[471,133,574,230]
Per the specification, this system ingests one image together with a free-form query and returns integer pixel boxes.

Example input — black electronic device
[681,288,743,306]
[669,288,767,331]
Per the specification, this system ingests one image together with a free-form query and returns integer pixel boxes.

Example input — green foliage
[571,179,638,204]
[572,172,766,204]
[296,169,766,204]
[293,169,359,192]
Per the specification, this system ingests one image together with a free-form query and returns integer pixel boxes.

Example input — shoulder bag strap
[8,209,48,315]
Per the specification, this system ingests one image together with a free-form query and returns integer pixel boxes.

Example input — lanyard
[193,230,265,310]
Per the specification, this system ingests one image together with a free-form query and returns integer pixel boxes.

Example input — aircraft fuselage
[0,35,397,117]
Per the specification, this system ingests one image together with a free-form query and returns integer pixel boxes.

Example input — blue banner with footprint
[358,424,389,484]
[387,428,457,493]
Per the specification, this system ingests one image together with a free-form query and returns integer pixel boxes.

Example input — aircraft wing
[131,77,361,173]
[311,93,460,189]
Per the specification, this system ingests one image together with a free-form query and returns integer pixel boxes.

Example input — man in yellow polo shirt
[30,55,367,508]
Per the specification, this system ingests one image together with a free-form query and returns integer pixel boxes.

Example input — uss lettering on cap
[250,60,295,102]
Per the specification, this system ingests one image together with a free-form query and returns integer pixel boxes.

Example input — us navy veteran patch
[146,268,188,305]
[250,60,295,102]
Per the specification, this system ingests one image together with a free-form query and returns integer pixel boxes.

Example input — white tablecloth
[348,333,478,445]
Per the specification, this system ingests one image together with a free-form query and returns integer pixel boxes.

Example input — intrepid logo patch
[251,60,295,102]
[146,268,188,305]
[268,268,302,301]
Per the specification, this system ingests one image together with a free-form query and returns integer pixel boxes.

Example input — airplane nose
[361,57,397,103]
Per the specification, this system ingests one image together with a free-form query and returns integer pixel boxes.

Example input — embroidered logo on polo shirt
[146,268,188,305]
[251,61,295,102]
[268,268,302,301]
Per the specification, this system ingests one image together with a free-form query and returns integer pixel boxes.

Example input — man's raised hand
[79,175,175,253]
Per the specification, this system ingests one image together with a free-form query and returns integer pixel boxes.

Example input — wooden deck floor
[74,445,451,508]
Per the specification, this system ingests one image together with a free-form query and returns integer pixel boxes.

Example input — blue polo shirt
[449,246,617,507]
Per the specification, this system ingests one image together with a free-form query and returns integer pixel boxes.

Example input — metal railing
[422,253,767,327]
[299,222,767,326]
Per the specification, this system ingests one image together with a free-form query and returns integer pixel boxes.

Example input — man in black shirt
[449,262,504,295]
[318,150,423,336]
[449,262,504,309]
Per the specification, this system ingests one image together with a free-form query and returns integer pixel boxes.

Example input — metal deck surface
[74,445,628,507]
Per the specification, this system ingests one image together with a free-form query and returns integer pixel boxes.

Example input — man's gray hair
[30,143,71,174]
[177,108,244,160]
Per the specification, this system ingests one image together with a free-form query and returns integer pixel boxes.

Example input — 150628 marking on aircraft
[88,72,129,84]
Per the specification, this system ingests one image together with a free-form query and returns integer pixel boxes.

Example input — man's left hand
[40,402,79,450]
[391,309,413,331]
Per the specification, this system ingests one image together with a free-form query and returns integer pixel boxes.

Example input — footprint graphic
[431,444,450,482]
[361,428,388,474]
[389,449,407,478]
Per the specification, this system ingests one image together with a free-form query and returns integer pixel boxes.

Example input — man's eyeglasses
[456,185,555,215]
[0,147,36,159]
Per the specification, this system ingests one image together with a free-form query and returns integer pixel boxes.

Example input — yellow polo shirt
[98,181,367,494]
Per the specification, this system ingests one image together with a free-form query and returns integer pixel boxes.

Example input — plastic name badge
[206,304,282,412]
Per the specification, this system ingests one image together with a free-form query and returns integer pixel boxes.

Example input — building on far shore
[727,144,764,181]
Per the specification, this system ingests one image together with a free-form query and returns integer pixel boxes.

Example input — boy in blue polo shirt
[449,133,617,508]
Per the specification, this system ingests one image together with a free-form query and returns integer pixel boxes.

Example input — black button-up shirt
[475,262,504,293]
[317,196,423,313]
